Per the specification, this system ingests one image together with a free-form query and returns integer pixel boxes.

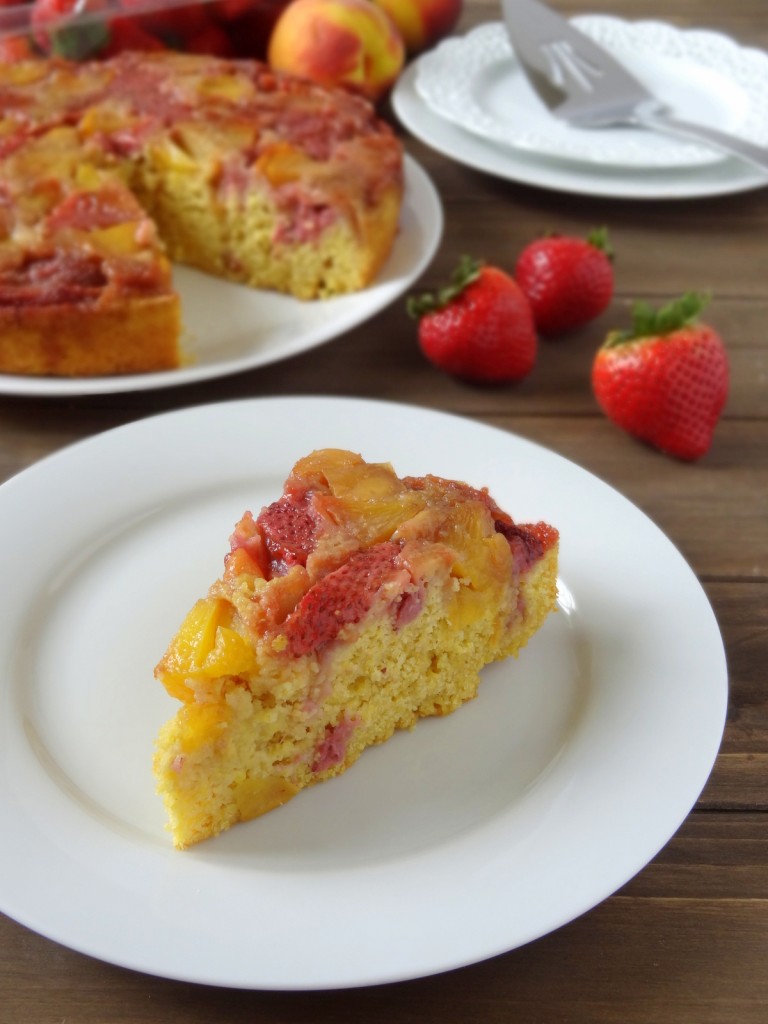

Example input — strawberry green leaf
[406,255,483,318]
[606,292,710,347]
[586,226,613,259]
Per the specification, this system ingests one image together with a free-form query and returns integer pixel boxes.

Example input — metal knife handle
[636,111,768,175]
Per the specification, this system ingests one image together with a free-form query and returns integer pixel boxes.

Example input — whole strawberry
[515,227,614,337]
[407,256,537,383]
[591,293,729,461]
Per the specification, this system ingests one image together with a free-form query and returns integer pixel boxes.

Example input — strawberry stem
[406,255,483,318]
[52,20,110,60]
[605,291,710,347]
[587,226,613,260]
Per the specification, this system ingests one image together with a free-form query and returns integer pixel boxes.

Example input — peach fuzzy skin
[267,0,405,103]
[371,0,462,53]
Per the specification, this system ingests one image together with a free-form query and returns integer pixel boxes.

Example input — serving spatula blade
[499,0,768,173]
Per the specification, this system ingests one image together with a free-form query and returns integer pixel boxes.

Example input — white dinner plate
[416,19,768,169]
[0,157,442,398]
[393,60,768,200]
[0,397,727,990]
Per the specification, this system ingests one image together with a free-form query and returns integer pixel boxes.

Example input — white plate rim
[0,156,442,398]
[0,396,728,990]
[393,61,768,200]
[415,18,768,169]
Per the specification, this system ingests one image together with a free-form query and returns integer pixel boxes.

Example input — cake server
[499,0,768,174]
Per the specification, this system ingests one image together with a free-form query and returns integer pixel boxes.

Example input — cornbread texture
[153,450,559,849]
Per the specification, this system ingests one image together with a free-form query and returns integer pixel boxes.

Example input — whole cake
[0,53,404,377]
[154,449,559,849]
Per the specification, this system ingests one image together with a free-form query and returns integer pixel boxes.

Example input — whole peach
[267,0,405,103]
[370,0,462,54]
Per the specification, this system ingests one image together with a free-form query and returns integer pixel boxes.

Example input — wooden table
[1,1,766,1020]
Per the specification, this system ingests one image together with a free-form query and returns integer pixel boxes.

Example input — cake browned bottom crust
[153,449,559,848]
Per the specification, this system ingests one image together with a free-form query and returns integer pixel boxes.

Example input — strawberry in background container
[218,0,289,57]
[0,0,293,61]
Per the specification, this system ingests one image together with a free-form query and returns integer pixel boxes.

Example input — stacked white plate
[392,17,768,199]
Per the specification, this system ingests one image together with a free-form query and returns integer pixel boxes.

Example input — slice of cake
[153,449,559,848]
[0,52,404,376]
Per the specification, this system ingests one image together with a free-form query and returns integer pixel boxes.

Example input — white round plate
[416,19,768,169]
[0,397,726,990]
[0,157,441,398]
[394,61,768,200]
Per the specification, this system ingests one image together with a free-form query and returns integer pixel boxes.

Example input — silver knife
[500,0,768,174]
